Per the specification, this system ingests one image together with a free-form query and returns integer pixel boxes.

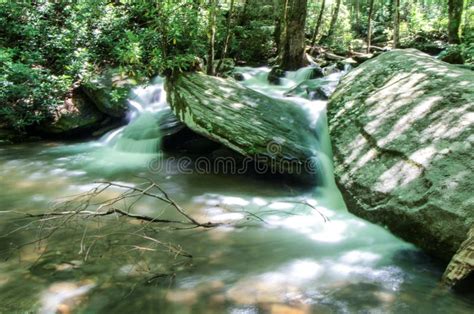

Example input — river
[0,67,472,313]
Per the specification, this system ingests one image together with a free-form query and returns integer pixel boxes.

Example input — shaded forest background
[0,0,472,132]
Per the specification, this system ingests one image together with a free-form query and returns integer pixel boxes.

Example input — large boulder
[327,49,473,286]
[165,72,320,182]
[82,69,137,118]
[40,89,107,136]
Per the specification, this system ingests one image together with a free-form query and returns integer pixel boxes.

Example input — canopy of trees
[0,0,472,133]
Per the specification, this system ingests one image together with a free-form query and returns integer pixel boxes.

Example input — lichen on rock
[327,49,474,288]
[165,72,321,183]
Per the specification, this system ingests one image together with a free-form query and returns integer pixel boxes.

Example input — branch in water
[93,180,213,227]
[25,208,221,228]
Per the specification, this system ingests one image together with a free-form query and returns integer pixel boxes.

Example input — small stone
[233,73,245,81]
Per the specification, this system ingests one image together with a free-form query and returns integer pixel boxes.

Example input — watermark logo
[148,140,323,177]
[266,140,282,156]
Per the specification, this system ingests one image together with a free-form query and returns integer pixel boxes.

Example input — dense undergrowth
[0,0,472,133]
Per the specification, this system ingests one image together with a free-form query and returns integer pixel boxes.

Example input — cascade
[100,77,180,154]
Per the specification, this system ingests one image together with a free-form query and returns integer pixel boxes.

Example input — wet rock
[39,89,107,136]
[233,72,245,81]
[268,66,285,85]
[166,72,320,183]
[442,226,474,290]
[327,49,474,286]
[285,79,333,100]
[307,65,324,79]
[322,64,340,76]
[439,46,465,65]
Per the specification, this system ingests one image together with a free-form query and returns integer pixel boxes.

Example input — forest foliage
[0,0,472,132]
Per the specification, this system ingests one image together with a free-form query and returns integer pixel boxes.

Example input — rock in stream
[327,49,474,289]
[165,72,321,183]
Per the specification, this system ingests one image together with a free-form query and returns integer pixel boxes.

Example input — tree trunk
[448,0,464,44]
[216,0,235,74]
[311,0,326,46]
[387,0,393,22]
[354,0,360,25]
[239,0,249,25]
[325,0,341,42]
[393,0,400,48]
[207,0,218,76]
[366,0,375,53]
[279,0,308,70]
[275,0,289,55]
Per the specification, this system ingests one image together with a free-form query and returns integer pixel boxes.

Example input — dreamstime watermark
[148,141,323,176]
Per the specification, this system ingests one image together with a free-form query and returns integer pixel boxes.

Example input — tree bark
[448,0,464,44]
[311,0,326,46]
[274,0,288,56]
[393,0,400,48]
[354,0,360,25]
[207,0,218,75]
[239,0,249,26]
[366,0,375,53]
[279,0,309,70]
[216,0,235,74]
[325,0,341,42]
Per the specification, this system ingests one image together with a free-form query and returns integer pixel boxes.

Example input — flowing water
[0,68,472,313]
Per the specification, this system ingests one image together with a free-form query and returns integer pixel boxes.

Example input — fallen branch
[324,51,346,61]
[25,208,191,225]
[369,45,388,52]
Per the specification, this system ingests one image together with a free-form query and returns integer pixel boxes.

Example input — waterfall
[236,65,349,205]
[100,76,179,154]
[96,65,348,194]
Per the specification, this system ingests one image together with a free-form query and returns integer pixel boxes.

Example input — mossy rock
[268,66,285,85]
[165,72,320,183]
[40,89,107,136]
[439,46,465,64]
[82,68,138,118]
[327,49,474,287]
[285,79,332,100]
